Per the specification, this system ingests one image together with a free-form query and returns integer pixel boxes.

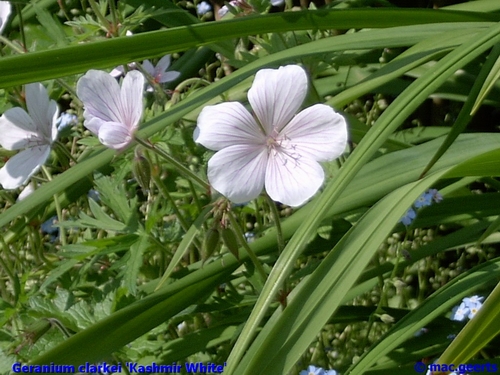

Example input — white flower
[17,182,35,201]
[195,65,347,207]
[0,83,59,189]
[142,55,180,92]
[218,0,240,18]
[77,70,144,150]
[197,1,211,15]
[0,1,11,34]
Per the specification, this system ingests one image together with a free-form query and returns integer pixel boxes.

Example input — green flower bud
[221,227,239,260]
[132,147,152,190]
[202,228,220,261]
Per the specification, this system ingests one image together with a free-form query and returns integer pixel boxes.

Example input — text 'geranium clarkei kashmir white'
[0,83,59,189]
[76,70,144,150]
[195,65,348,207]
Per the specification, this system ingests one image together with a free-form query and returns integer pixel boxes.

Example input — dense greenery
[1,0,500,374]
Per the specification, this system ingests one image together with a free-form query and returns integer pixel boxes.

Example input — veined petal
[49,102,60,143]
[248,65,308,134]
[266,151,324,207]
[196,102,265,151]
[207,144,267,203]
[283,104,348,162]
[77,70,123,124]
[158,71,180,83]
[155,55,172,74]
[83,115,105,136]
[25,83,59,141]
[0,145,50,189]
[0,107,38,150]
[142,60,155,76]
[97,121,133,150]
[120,70,144,131]
[0,1,11,34]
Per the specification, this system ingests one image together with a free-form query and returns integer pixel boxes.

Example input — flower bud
[132,148,151,190]
[221,227,239,260]
[202,228,220,261]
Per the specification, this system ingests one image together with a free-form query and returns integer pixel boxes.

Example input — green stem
[88,0,112,33]
[265,195,284,254]
[15,3,27,51]
[135,136,209,191]
[227,210,267,284]
[151,173,190,233]
[42,166,67,246]
[0,35,25,54]
[0,236,19,303]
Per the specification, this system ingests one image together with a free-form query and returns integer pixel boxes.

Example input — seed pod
[202,228,220,261]
[221,227,240,260]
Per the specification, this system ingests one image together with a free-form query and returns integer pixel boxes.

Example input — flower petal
[0,1,11,34]
[207,144,267,203]
[25,83,59,141]
[77,70,123,125]
[0,145,50,189]
[196,102,264,151]
[155,55,172,74]
[158,71,180,83]
[265,151,324,207]
[120,70,144,132]
[248,65,308,133]
[283,104,347,162]
[142,60,155,76]
[97,121,133,150]
[0,107,38,150]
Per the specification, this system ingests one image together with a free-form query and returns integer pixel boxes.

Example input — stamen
[266,131,301,167]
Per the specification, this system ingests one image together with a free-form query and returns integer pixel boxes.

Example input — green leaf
[123,236,148,295]
[0,9,498,87]
[31,271,231,365]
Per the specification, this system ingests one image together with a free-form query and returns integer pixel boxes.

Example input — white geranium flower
[142,55,180,92]
[77,70,144,150]
[0,1,11,34]
[0,83,59,190]
[195,65,347,207]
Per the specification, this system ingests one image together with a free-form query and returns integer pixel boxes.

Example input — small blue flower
[41,216,58,235]
[244,232,255,243]
[300,365,337,375]
[400,207,416,226]
[428,188,443,203]
[56,112,78,130]
[450,302,469,321]
[450,296,483,321]
[41,216,59,243]
[197,1,211,15]
[462,295,483,307]
[87,189,101,202]
[414,192,433,208]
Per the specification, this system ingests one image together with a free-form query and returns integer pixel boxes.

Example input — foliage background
[2,0,500,374]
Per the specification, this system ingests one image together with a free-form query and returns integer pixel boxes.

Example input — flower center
[266,130,301,167]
